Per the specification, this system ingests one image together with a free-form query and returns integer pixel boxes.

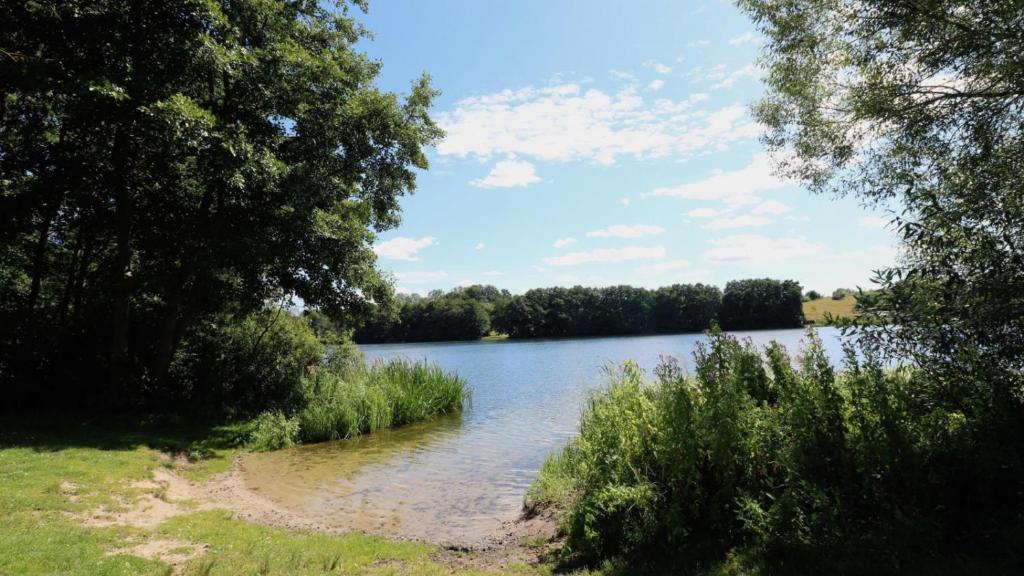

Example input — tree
[0,0,441,408]
[719,279,804,330]
[740,0,1024,392]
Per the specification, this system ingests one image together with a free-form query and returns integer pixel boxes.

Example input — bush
[170,309,324,416]
[531,329,1024,572]
[247,410,300,451]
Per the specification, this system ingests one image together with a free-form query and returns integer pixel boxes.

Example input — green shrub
[170,309,324,416]
[531,328,1024,572]
[247,410,300,451]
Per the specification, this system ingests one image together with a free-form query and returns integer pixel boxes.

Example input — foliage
[294,359,468,443]
[355,280,805,343]
[831,288,853,301]
[740,0,1024,397]
[530,329,1024,572]
[169,308,323,416]
[0,0,441,411]
[355,291,493,343]
[246,410,300,452]
[718,278,804,330]
[803,290,822,301]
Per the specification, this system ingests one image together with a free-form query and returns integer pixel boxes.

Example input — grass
[0,417,554,575]
[802,294,857,325]
[293,358,469,444]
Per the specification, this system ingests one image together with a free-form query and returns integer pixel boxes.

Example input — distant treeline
[353,279,804,343]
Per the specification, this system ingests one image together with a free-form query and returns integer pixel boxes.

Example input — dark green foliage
[0,0,440,411]
[354,292,491,343]
[718,278,805,330]
[169,309,324,416]
[804,290,821,301]
[530,330,1024,572]
[491,283,722,339]
[358,280,799,343]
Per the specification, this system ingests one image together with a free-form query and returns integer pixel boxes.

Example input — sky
[354,0,897,295]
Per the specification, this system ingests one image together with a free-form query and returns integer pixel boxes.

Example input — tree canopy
[740,0,1024,392]
[0,0,441,409]
[355,280,804,343]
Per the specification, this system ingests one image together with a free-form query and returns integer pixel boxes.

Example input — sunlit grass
[802,294,857,325]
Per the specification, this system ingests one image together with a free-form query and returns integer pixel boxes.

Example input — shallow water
[242,327,847,544]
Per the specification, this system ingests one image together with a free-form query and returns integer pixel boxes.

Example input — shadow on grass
[0,413,245,458]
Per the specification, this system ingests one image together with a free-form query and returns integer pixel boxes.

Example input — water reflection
[243,327,847,543]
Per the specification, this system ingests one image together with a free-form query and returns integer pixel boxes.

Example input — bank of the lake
[243,328,848,544]
[0,417,567,576]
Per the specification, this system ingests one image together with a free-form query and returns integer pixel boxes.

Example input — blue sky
[355,0,896,295]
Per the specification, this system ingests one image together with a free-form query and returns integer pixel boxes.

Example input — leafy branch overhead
[0,0,441,407]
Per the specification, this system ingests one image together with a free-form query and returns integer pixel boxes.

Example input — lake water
[242,327,847,544]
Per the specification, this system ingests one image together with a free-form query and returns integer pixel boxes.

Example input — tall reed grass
[247,358,468,449]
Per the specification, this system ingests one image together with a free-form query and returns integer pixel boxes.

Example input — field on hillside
[803,295,857,325]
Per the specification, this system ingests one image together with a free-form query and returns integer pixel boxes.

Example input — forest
[353,279,804,343]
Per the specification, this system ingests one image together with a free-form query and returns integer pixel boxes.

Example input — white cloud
[647,79,665,92]
[644,154,786,206]
[713,64,758,89]
[482,270,505,276]
[642,259,691,271]
[374,236,438,261]
[470,159,541,188]
[858,216,890,229]
[685,207,720,219]
[553,237,577,248]
[644,60,672,75]
[395,270,449,284]
[586,224,665,239]
[729,32,758,45]
[752,200,792,215]
[704,235,827,263]
[702,215,772,230]
[437,84,759,165]
[687,39,710,48]
[620,197,632,206]
[543,245,667,267]
[475,242,486,250]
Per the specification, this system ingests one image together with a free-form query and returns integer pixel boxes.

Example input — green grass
[294,358,469,444]
[802,294,857,325]
[0,418,551,575]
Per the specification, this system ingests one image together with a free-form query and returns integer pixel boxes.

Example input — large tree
[0,0,441,406]
[739,0,1024,394]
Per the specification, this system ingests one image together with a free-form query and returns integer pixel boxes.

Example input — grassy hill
[803,294,857,325]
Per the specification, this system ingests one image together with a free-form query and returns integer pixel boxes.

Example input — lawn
[802,295,857,325]
[0,418,561,576]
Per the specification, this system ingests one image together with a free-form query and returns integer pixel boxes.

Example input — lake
[242,327,847,544]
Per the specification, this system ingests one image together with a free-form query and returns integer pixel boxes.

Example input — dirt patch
[109,538,209,574]
[59,480,79,503]
[81,467,215,529]
[79,457,560,572]
[435,507,562,571]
